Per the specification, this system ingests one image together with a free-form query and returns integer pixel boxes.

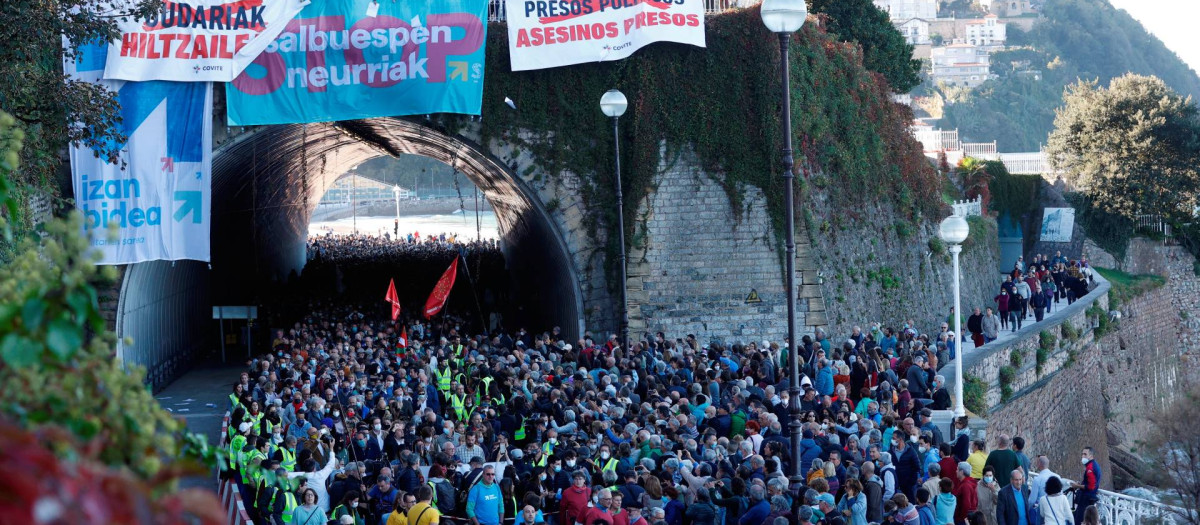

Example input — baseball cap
[816,493,836,507]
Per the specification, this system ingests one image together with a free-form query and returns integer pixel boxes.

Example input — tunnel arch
[115,117,585,387]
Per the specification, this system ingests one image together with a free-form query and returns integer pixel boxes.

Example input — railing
[1135,214,1172,237]
[486,0,759,22]
[963,141,998,159]
[1062,479,1191,525]
[998,151,1049,175]
[913,128,961,152]
[951,196,982,217]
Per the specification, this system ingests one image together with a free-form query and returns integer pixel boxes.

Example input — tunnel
[115,117,583,388]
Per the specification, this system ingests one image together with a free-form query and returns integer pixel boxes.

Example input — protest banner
[226,0,488,125]
[67,40,212,264]
[504,0,705,71]
[104,0,310,82]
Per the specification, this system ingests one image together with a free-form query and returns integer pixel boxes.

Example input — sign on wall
[66,41,212,265]
[1040,207,1075,243]
[104,0,310,82]
[225,0,489,125]
[504,0,706,71]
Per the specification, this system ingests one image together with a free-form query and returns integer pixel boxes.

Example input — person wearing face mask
[560,471,591,525]
[893,431,922,503]
[331,490,365,525]
[1069,447,1101,525]
[976,466,1001,525]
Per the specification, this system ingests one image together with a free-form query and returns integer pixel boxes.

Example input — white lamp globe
[761,0,808,33]
[599,89,628,118]
[939,214,970,245]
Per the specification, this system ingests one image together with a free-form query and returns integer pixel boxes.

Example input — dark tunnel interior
[116,117,583,388]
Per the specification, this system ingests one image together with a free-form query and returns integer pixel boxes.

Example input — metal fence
[951,196,982,217]
[487,0,759,22]
[1136,214,1172,237]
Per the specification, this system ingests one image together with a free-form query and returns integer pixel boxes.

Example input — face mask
[893,441,902,449]
[351,501,359,508]
[374,424,382,431]
[356,439,367,447]
[984,475,994,484]
[386,382,394,388]
[1081,457,1089,465]
[554,466,562,472]
[918,446,928,454]
[567,460,576,467]
[910,435,918,443]
[601,452,610,460]
[444,428,452,435]
[332,411,340,417]
[549,438,558,444]
[273,434,284,444]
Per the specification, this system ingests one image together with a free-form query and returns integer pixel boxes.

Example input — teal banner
[226,0,487,125]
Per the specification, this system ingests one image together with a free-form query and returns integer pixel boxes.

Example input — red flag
[385,278,401,321]
[398,327,408,351]
[424,258,458,319]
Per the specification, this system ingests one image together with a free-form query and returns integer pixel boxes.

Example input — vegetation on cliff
[941,0,1200,151]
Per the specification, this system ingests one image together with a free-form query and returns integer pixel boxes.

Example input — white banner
[67,40,212,264]
[504,0,705,71]
[1040,207,1075,243]
[104,0,309,82]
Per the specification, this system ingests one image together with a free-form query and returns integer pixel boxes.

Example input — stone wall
[624,149,825,343]
[945,274,1113,488]
[807,199,1001,340]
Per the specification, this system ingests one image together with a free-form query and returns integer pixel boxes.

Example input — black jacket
[997,484,1032,525]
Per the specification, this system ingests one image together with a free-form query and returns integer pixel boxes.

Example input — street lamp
[939,213,970,417]
[600,88,629,351]
[392,185,401,237]
[761,0,807,487]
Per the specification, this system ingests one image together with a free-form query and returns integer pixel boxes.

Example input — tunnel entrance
[115,117,584,385]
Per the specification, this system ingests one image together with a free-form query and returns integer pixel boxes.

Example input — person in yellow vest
[594,444,619,476]
[230,384,247,415]
[273,435,299,472]
[407,485,441,525]
[242,437,270,486]
[228,421,253,474]
[450,386,469,422]
[259,466,299,524]
[331,490,365,525]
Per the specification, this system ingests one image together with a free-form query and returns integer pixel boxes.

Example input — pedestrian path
[959,295,1079,354]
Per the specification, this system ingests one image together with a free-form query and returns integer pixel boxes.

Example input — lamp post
[392,185,401,237]
[939,213,970,417]
[761,0,807,488]
[600,89,629,351]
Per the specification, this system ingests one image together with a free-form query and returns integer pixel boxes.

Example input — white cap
[238,422,253,433]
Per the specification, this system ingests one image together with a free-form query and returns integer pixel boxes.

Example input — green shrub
[1061,321,1079,342]
[896,221,914,238]
[1040,330,1058,349]
[998,365,1017,402]
[1010,348,1023,368]
[928,236,947,257]
[964,374,988,414]
[1036,345,1049,375]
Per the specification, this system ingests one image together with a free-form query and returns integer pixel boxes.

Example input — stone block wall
[624,148,826,343]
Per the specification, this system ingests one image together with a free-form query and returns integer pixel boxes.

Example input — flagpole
[458,251,489,336]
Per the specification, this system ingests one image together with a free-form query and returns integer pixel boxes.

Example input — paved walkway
[155,364,243,490]
[958,294,1081,355]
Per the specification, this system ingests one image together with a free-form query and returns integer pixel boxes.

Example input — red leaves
[0,418,222,525]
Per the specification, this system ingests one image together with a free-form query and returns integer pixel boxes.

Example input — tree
[809,0,922,92]
[1046,74,1200,221]
[0,0,159,195]
[1146,379,1200,525]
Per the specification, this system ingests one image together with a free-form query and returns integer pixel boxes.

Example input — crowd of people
[223,307,1105,525]
[954,252,1096,349]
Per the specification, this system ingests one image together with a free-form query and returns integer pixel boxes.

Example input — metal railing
[914,128,961,152]
[963,141,998,159]
[1061,478,1192,525]
[487,0,760,22]
[1136,214,1172,237]
[998,151,1049,175]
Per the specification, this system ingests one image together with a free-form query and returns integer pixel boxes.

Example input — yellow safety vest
[228,434,247,469]
[601,458,618,473]
[230,393,243,412]
[280,492,297,523]
[514,418,527,441]
[280,448,296,472]
[242,449,266,484]
[476,377,494,405]
[438,368,452,393]
[451,393,466,420]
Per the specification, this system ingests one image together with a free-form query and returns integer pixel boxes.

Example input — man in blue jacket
[467,465,504,525]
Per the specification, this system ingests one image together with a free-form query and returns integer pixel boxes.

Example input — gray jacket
[982,314,1000,339]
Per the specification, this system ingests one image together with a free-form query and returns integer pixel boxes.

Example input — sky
[1107,0,1200,76]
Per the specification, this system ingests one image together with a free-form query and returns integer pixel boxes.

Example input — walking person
[982,308,999,344]
[994,290,1010,331]
[1030,288,1046,323]
[1008,294,1025,332]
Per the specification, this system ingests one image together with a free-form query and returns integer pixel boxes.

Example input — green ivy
[1009,348,1023,368]
[468,8,941,290]
[964,373,988,414]
[1036,345,1049,375]
[1060,322,1079,342]
[998,365,1017,402]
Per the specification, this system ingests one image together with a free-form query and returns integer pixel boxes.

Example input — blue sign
[225,0,488,125]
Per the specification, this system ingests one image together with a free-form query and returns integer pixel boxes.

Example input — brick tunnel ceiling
[205,117,583,336]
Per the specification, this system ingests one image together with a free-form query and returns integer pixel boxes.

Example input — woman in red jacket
[560,471,592,525]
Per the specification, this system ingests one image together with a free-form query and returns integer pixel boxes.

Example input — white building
[894,18,932,45]
[931,43,993,88]
[980,0,1031,17]
[965,15,1007,48]
[873,0,937,21]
